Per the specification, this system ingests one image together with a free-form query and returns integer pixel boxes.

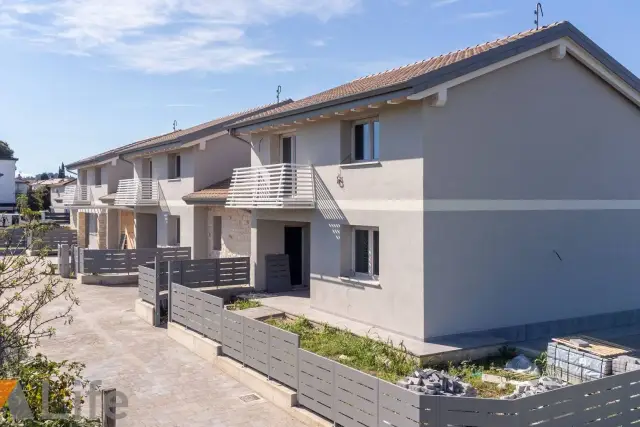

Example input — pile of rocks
[396,369,477,397]
[501,376,566,400]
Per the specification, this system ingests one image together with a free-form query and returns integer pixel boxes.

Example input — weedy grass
[227,299,262,311]
[265,316,419,383]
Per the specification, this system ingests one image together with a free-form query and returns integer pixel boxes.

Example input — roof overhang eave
[182,197,227,205]
[119,129,230,159]
[231,87,416,133]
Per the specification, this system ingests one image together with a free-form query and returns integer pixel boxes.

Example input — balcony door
[280,135,296,198]
[280,135,296,163]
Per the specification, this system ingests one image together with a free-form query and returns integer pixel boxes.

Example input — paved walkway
[37,281,303,427]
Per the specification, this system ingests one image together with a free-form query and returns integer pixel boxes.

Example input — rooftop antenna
[173,120,178,131]
[276,85,282,103]
[534,2,544,30]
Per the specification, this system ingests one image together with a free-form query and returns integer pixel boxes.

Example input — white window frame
[280,134,296,164]
[352,117,380,162]
[351,226,379,279]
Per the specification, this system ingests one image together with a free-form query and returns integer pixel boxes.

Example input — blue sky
[0,0,637,176]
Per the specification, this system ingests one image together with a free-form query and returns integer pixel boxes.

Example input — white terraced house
[225,22,640,342]
[65,101,291,257]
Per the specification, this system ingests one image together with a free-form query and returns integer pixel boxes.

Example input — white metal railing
[226,163,315,209]
[62,185,91,205]
[115,178,159,206]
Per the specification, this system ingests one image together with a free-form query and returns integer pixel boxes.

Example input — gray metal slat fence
[31,229,77,254]
[81,247,191,274]
[0,228,27,255]
[164,284,640,427]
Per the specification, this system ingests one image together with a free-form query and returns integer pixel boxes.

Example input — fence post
[40,211,46,222]
[58,244,70,278]
[154,258,161,327]
[214,258,220,288]
[168,260,174,324]
[101,388,117,427]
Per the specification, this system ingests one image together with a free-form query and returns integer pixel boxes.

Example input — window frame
[351,117,380,162]
[94,167,102,186]
[280,134,296,164]
[168,153,181,179]
[351,226,379,280]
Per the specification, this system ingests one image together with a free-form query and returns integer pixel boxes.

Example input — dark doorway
[284,226,303,286]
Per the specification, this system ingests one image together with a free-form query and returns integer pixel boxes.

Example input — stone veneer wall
[207,206,250,258]
[97,213,107,249]
[77,212,86,248]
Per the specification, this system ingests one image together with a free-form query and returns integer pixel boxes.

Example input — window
[212,215,222,251]
[94,167,102,186]
[169,153,181,179]
[352,227,379,278]
[353,118,380,161]
[175,217,181,245]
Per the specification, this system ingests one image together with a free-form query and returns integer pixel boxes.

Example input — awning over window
[77,208,105,214]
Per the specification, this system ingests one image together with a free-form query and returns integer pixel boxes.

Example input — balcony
[115,178,159,206]
[226,163,315,209]
[62,185,91,206]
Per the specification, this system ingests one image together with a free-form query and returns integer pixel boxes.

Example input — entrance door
[284,226,303,286]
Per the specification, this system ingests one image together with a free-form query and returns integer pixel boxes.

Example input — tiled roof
[67,100,293,168]
[182,178,231,203]
[230,22,577,127]
[99,193,117,202]
[30,178,76,187]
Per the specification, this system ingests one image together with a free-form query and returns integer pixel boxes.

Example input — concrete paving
[37,281,304,427]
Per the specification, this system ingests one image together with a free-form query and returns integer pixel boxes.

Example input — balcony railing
[115,178,159,206]
[226,163,315,209]
[62,185,91,206]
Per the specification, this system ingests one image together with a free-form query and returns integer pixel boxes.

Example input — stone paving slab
[37,282,304,427]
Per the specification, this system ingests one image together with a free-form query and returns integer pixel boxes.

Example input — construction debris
[396,369,477,397]
[613,355,640,375]
[504,354,539,375]
[501,376,566,400]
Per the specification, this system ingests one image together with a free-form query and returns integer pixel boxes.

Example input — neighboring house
[31,178,77,213]
[182,178,252,259]
[63,156,133,250]
[65,101,291,255]
[0,157,18,212]
[15,178,29,196]
[225,22,640,341]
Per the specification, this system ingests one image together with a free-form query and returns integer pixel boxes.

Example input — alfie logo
[0,379,127,421]
[0,379,33,419]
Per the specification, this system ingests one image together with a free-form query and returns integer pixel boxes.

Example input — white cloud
[431,0,460,8]
[310,39,327,47]
[458,10,506,20]
[0,0,360,73]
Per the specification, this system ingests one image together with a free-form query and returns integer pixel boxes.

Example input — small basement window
[353,118,380,162]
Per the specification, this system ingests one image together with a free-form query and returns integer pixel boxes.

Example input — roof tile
[232,23,564,126]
